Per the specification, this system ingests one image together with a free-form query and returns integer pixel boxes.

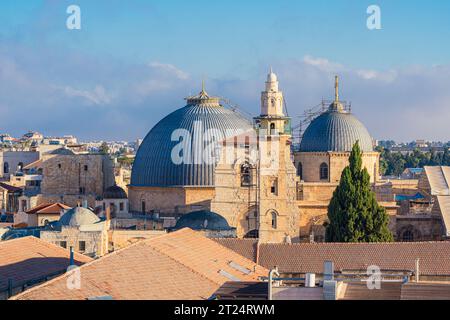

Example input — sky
[1,0,450,142]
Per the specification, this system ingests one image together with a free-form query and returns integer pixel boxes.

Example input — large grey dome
[299,109,373,153]
[131,90,254,187]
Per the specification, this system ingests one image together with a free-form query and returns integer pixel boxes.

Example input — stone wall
[128,186,214,214]
[40,154,114,208]
[294,151,379,183]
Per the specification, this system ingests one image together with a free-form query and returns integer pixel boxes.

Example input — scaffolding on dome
[292,99,352,151]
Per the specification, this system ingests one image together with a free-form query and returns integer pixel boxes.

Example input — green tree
[326,142,394,243]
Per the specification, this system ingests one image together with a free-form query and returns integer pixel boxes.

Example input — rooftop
[214,239,450,276]
[13,229,268,300]
[0,237,92,293]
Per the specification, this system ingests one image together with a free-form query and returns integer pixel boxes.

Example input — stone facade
[294,151,379,183]
[0,151,39,179]
[40,154,115,208]
[128,186,215,215]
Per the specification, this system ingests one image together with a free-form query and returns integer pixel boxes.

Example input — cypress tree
[325,141,394,242]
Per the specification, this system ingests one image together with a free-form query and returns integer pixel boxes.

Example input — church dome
[299,76,373,153]
[299,110,374,152]
[131,88,254,187]
[173,210,233,231]
[59,207,100,227]
[103,185,127,199]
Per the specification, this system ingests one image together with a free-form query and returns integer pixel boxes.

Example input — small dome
[174,210,233,231]
[103,185,127,199]
[59,207,100,227]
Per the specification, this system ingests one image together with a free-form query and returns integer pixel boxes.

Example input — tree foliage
[326,142,394,243]
[377,146,450,176]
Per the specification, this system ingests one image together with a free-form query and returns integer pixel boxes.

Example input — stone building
[95,184,129,219]
[39,154,115,208]
[393,166,450,242]
[127,71,446,243]
[0,151,39,179]
[40,206,108,257]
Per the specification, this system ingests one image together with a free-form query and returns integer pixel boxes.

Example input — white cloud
[148,62,189,80]
[59,85,112,105]
[303,55,344,73]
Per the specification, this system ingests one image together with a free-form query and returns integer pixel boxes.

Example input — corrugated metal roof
[299,110,373,152]
[424,166,450,195]
[437,196,450,237]
[131,95,253,187]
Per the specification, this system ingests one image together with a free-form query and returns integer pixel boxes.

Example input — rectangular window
[78,241,86,252]
[84,165,88,171]
[119,202,124,211]
[141,201,146,213]
[79,187,86,195]
[58,164,62,169]
[59,241,67,249]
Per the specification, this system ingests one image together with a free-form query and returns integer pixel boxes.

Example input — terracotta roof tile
[0,237,92,291]
[26,203,70,215]
[13,229,268,300]
[218,240,450,276]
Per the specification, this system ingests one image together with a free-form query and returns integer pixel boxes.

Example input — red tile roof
[0,237,92,292]
[26,203,70,215]
[13,229,268,300]
[215,239,450,276]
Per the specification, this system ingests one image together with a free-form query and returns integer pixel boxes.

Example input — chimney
[69,246,75,266]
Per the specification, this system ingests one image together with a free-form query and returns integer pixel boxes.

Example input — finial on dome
[201,78,206,94]
[335,75,339,102]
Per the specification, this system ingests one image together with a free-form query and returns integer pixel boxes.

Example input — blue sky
[1,0,450,141]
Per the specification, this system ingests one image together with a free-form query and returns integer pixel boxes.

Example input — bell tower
[255,68,290,135]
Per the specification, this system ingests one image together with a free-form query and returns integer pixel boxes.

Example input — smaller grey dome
[103,185,127,199]
[174,210,233,231]
[59,207,100,227]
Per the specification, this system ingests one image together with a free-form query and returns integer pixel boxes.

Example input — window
[297,162,303,179]
[402,230,414,242]
[3,162,9,174]
[79,187,86,195]
[84,165,88,171]
[320,163,329,180]
[58,164,62,169]
[271,212,278,229]
[119,202,124,211]
[59,241,67,249]
[78,241,86,252]
[102,202,106,211]
[141,201,146,213]
[271,179,278,195]
[241,162,252,187]
[18,162,24,171]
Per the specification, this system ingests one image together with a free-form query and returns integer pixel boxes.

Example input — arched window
[271,179,278,195]
[320,163,329,180]
[271,211,278,229]
[241,162,252,187]
[402,230,414,242]
[3,162,9,174]
[297,162,303,179]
